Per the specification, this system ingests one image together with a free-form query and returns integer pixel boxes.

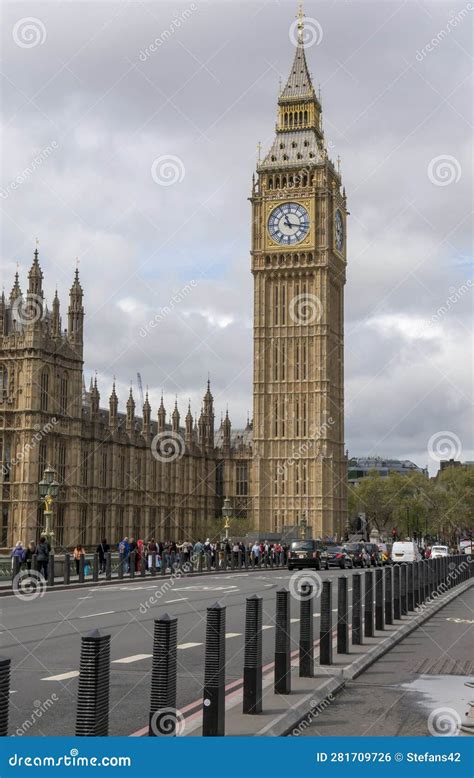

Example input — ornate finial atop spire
[337,155,341,174]
[297,2,305,43]
[257,141,261,163]
[34,237,39,261]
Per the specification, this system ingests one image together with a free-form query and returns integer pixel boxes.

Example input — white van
[391,541,421,563]
[431,545,448,558]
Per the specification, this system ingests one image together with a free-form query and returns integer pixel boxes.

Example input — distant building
[348,457,427,485]
[438,459,474,474]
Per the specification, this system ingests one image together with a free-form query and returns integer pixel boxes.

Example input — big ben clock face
[335,209,344,251]
[268,202,309,245]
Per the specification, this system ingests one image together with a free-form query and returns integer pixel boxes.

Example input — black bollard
[320,580,333,665]
[408,563,415,611]
[274,588,291,694]
[79,554,85,584]
[64,553,71,586]
[393,565,401,619]
[375,568,385,630]
[337,577,349,653]
[202,603,226,736]
[92,553,99,583]
[0,657,11,736]
[118,553,124,580]
[130,551,136,578]
[237,549,242,570]
[198,552,203,574]
[105,552,111,580]
[299,584,314,676]
[48,553,55,587]
[417,560,423,605]
[243,595,263,713]
[151,552,156,576]
[148,614,178,736]
[364,570,374,637]
[400,564,408,615]
[384,566,393,625]
[75,630,110,736]
[352,574,362,645]
[413,561,419,608]
[140,553,146,577]
[31,553,38,572]
[244,548,249,569]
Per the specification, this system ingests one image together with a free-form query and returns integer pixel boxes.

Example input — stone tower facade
[0,253,252,548]
[251,16,348,537]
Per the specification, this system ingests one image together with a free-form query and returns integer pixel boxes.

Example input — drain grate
[414,657,474,676]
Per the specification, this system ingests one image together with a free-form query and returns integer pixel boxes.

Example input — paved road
[1,565,363,736]
[297,585,474,737]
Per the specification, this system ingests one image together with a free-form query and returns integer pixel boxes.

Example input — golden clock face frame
[334,209,344,253]
[264,198,313,250]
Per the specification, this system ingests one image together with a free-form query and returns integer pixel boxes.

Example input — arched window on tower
[304,110,308,123]
[284,112,288,126]
[302,341,307,380]
[0,365,8,399]
[281,285,286,325]
[40,369,49,412]
[273,284,279,326]
[273,342,279,381]
[59,372,68,415]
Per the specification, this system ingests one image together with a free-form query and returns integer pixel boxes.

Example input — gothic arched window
[0,365,7,398]
[40,369,49,412]
[59,372,68,414]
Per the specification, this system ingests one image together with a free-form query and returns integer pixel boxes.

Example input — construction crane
[136,372,144,407]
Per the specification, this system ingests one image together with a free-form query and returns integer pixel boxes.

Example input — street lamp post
[39,465,59,552]
[222,497,233,540]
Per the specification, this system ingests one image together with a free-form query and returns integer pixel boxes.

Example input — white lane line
[290,618,300,623]
[313,613,321,617]
[177,642,203,650]
[10,690,17,694]
[262,625,274,630]
[164,598,188,603]
[78,596,92,600]
[112,654,152,664]
[79,610,115,618]
[225,632,242,639]
[41,671,79,681]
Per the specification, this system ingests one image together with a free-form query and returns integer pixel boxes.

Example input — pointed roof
[28,247,43,282]
[109,380,118,404]
[10,271,22,302]
[280,39,315,102]
[143,391,151,412]
[69,268,83,297]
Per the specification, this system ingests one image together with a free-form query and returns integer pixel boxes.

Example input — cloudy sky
[1,0,472,473]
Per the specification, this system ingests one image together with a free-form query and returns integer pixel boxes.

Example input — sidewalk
[183,578,473,737]
[296,584,474,737]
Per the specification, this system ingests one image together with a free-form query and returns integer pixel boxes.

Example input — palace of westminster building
[0,15,348,548]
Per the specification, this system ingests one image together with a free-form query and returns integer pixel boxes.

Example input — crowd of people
[9,537,289,579]
[115,537,288,573]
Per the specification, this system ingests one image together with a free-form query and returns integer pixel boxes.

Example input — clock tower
[251,11,348,538]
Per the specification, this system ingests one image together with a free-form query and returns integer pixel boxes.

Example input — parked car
[391,540,421,563]
[364,542,383,566]
[377,542,391,565]
[431,545,449,558]
[321,544,354,570]
[287,540,323,571]
[343,542,370,568]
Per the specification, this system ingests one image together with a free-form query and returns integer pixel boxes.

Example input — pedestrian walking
[10,541,25,571]
[36,536,51,580]
[24,540,36,571]
[118,537,130,573]
[147,538,158,570]
[96,538,110,574]
[73,544,85,575]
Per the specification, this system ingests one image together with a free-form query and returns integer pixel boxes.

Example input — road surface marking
[112,654,152,664]
[290,618,300,623]
[79,610,115,618]
[78,596,92,600]
[225,632,242,638]
[262,625,274,630]
[177,642,203,650]
[164,598,188,603]
[41,671,79,681]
